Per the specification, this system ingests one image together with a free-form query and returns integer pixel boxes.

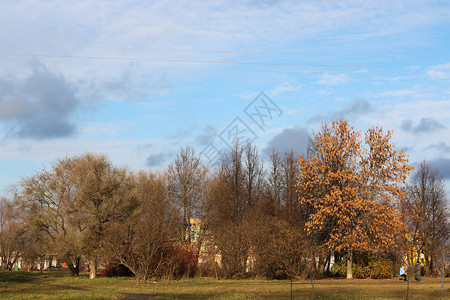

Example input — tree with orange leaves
[297,120,413,279]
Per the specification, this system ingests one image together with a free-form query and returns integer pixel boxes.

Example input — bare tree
[17,160,84,276]
[281,151,300,223]
[167,147,207,245]
[17,153,136,278]
[406,161,450,275]
[267,149,284,212]
[243,142,264,208]
[104,171,181,281]
[68,153,137,279]
[205,143,250,277]
[0,198,25,270]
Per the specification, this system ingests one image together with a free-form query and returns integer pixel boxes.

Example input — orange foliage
[296,120,413,254]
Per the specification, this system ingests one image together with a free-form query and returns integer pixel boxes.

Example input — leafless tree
[17,160,84,276]
[17,153,136,278]
[267,149,284,212]
[104,171,181,281]
[204,143,250,277]
[243,142,264,208]
[167,147,207,245]
[406,161,450,275]
[68,153,137,279]
[0,197,25,270]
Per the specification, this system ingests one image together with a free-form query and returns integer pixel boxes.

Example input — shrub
[197,256,219,278]
[368,257,394,279]
[331,260,346,277]
[161,244,198,279]
[332,254,394,279]
[99,260,134,277]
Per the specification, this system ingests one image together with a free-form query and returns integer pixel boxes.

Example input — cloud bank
[0,62,79,139]
[400,117,445,134]
[264,126,310,155]
[308,99,372,123]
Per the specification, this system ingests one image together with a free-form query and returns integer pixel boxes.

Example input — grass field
[1,271,450,299]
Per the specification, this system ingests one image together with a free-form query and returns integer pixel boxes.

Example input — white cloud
[426,63,450,79]
[316,73,350,85]
[427,70,449,79]
[268,82,302,97]
[379,89,415,97]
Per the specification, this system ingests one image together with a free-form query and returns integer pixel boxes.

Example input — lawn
[1,271,450,299]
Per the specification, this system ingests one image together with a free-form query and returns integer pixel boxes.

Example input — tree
[243,142,264,208]
[0,197,25,270]
[297,120,412,279]
[267,149,284,212]
[167,147,207,245]
[205,143,251,278]
[18,160,84,276]
[255,150,311,279]
[281,151,300,223]
[104,171,181,281]
[404,161,450,275]
[17,153,136,278]
[68,153,137,279]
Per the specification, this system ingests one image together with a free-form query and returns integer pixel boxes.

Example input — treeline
[1,120,449,280]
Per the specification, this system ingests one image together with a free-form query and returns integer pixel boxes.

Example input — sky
[0,1,450,196]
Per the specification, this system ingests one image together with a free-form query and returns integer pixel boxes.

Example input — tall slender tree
[167,147,207,245]
[405,161,449,275]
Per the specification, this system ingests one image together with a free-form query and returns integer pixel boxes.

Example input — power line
[0,58,426,78]
[0,42,447,59]
[0,52,447,70]
[0,58,349,74]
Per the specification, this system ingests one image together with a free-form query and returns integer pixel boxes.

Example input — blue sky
[0,1,450,196]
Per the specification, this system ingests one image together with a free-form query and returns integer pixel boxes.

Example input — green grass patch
[0,271,48,282]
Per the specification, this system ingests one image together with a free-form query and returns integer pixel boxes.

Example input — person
[399,267,407,281]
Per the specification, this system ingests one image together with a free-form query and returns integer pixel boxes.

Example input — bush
[99,260,134,277]
[368,257,394,279]
[197,256,219,278]
[332,254,394,279]
[161,244,198,279]
[353,263,371,279]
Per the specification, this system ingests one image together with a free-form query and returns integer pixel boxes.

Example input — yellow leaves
[296,120,413,253]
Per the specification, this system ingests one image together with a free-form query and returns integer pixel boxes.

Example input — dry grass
[1,271,450,299]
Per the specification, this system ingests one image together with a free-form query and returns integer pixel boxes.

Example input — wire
[0,58,426,77]
[0,52,447,70]
[0,42,447,59]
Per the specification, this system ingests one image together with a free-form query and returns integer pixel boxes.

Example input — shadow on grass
[122,292,159,299]
[0,271,46,283]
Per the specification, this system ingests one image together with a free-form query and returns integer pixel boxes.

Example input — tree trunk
[430,257,434,276]
[326,254,331,274]
[69,257,81,276]
[89,257,97,279]
[346,251,353,279]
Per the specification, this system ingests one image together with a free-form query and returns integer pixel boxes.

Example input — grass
[1,271,450,299]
